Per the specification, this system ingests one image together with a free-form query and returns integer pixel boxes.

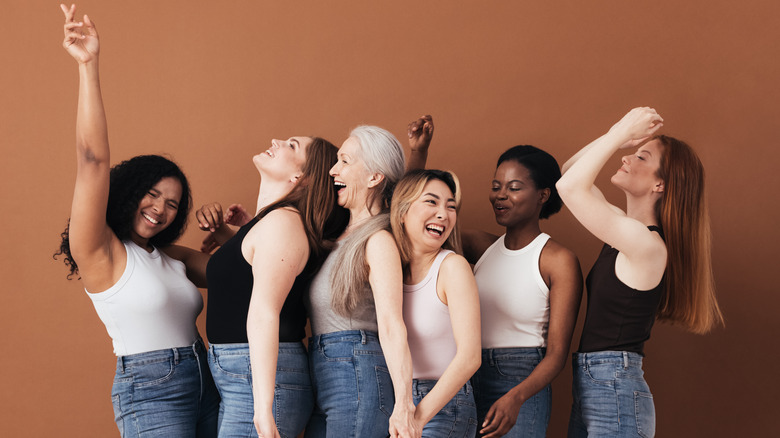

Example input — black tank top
[578,226,665,356]
[206,215,308,344]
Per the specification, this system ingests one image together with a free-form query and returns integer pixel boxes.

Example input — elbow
[555,179,573,201]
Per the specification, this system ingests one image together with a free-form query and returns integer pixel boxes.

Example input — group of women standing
[56,4,723,438]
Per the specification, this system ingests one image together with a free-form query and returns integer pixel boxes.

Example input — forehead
[421,179,454,198]
[152,176,183,198]
[339,137,361,155]
[292,136,313,150]
[639,139,663,157]
[494,160,532,181]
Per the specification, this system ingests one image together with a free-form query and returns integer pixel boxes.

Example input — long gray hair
[330,125,405,316]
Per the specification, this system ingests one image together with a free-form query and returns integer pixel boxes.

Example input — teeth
[266,150,275,157]
[334,182,346,188]
[426,224,444,235]
[143,213,159,224]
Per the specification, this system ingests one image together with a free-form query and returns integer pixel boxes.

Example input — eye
[447,204,457,211]
[637,155,645,161]
[147,191,159,198]
[425,199,436,205]
[491,186,500,192]
[166,201,179,210]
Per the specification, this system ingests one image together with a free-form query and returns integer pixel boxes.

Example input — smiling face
[489,160,549,228]
[253,136,311,183]
[330,136,374,210]
[611,139,665,197]
[402,179,458,252]
[130,176,183,247]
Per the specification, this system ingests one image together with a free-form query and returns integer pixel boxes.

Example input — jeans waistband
[210,341,306,354]
[412,378,472,397]
[310,330,379,346]
[573,351,643,368]
[483,347,545,364]
[118,338,205,372]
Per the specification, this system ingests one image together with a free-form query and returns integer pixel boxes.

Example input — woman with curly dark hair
[55,5,218,437]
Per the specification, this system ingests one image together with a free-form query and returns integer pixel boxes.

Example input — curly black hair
[497,145,563,219]
[54,155,192,279]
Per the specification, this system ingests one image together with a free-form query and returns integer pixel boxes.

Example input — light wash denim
[111,338,219,437]
[304,330,394,438]
[208,342,314,438]
[568,351,655,438]
[471,347,550,437]
[412,379,477,438]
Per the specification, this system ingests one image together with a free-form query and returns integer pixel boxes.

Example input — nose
[271,139,281,149]
[496,187,508,200]
[621,155,630,165]
[151,196,165,212]
[329,162,338,176]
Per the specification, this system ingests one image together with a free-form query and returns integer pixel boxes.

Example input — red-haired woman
[557,107,724,437]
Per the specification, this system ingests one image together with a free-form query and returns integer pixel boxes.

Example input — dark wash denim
[472,347,550,437]
[304,330,394,438]
[568,351,655,438]
[111,338,219,437]
[208,342,313,438]
[412,379,477,438]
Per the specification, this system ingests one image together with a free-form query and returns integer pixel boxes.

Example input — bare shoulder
[539,237,581,277]
[440,252,473,276]
[366,229,398,253]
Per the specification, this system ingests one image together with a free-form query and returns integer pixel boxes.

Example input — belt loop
[361,330,367,345]
[622,351,629,369]
[488,349,495,366]
[173,347,180,365]
[119,355,126,373]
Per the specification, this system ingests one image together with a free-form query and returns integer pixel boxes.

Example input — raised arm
[245,209,309,438]
[556,107,664,256]
[365,231,420,438]
[61,4,125,291]
[480,242,582,437]
[413,253,482,427]
[406,115,434,171]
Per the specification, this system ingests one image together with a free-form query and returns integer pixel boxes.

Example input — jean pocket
[584,362,617,385]
[495,357,538,378]
[212,352,251,379]
[130,357,175,388]
[634,391,656,438]
[376,366,394,418]
[320,341,356,361]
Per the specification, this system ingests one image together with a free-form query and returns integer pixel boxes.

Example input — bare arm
[61,4,126,292]
[480,242,582,437]
[414,254,482,427]
[406,115,434,171]
[366,231,420,438]
[461,229,499,265]
[245,209,309,438]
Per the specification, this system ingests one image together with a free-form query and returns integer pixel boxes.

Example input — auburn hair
[654,135,724,333]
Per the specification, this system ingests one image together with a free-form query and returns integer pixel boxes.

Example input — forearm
[75,60,109,164]
[414,349,480,425]
[407,147,429,171]
[378,323,415,411]
[503,351,566,406]
[557,131,622,194]
[560,134,606,174]
[247,313,280,413]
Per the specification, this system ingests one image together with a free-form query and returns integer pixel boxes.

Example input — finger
[60,4,74,21]
[482,406,496,428]
[195,210,209,230]
[83,14,97,36]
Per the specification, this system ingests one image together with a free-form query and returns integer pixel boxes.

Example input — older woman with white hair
[304,125,419,438]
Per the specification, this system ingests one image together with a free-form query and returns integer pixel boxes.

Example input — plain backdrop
[2,1,777,436]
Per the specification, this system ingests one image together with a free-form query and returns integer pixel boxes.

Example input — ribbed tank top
[578,226,665,356]
[403,250,456,379]
[473,233,551,348]
[86,241,202,356]
[206,215,308,344]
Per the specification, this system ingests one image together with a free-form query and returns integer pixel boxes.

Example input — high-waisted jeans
[111,338,220,437]
[568,351,655,438]
[208,342,314,438]
[472,347,550,437]
[412,379,477,438]
[304,330,395,438]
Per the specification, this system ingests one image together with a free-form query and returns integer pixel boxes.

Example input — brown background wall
[2,0,777,436]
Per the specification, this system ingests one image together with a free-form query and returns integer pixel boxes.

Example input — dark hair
[497,145,562,219]
[55,155,192,279]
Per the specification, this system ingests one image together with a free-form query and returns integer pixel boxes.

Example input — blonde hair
[390,169,463,271]
[654,135,724,334]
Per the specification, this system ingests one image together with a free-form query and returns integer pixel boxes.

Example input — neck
[625,194,660,227]
[406,245,440,284]
[345,195,383,231]
[130,234,152,252]
[256,178,295,214]
[504,218,542,250]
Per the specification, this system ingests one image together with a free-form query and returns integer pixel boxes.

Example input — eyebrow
[290,138,300,147]
[492,179,526,185]
[424,192,456,203]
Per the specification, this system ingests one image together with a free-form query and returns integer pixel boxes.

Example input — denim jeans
[412,379,477,438]
[471,347,550,438]
[568,351,655,438]
[304,330,394,438]
[111,338,220,438]
[208,342,314,438]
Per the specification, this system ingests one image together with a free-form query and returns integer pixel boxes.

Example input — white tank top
[473,233,550,348]
[403,250,456,379]
[86,241,203,356]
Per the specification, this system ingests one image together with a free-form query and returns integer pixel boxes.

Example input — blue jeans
[111,338,220,438]
[412,379,477,438]
[472,347,550,438]
[208,342,314,438]
[568,351,655,438]
[304,330,394,438]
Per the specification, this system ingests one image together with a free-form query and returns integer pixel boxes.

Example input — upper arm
[461,229,499,265]
[438,254,481,351]
[540,242,583,359]
[364,230,404,326]
[245,209,310,318]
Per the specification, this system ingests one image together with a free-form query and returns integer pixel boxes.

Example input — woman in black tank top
[557,107,723,437]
